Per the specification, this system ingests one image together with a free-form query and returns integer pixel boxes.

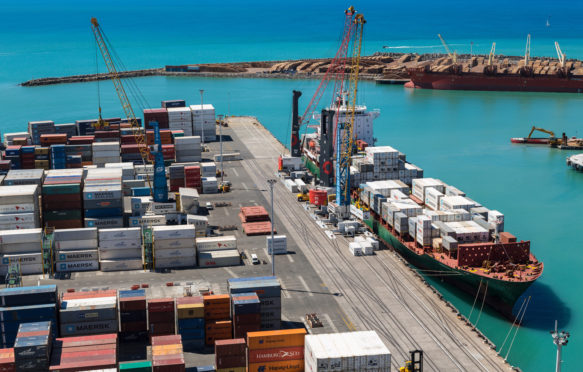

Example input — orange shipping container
[247,329,306,350]
[203,294,230,305]
[247,359,304,372]
[248,346,304,363]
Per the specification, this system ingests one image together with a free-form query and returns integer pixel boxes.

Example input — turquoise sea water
[3,1,583,370]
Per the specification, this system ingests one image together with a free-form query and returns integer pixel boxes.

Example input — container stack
[239,206,274,236]
[83,168,123,228]
[215,339,246,372]
[0,348,13,371]
[59,290,119,337]
[118,289,148,340]
[304,331,392,372]
[0,285,58,349]
[176,296,205,351]
[153,225,196,269]
[267,235,287,255]
[34,147,49,170]
[179,187,200,215]
[175,136,201,162]
[49,333,118,371]
[98,228,143,272]
[0,229,43,275]
[151,335,185,372]
[203,294,232,347]
[201,176,218,194]
[169,164,185,192]
[201,162,217,177]
[41,134,68,147]
[0,185,40,230]
[162,100,186,108]
[190,104,216,142]
[28,121,55,145]
[19,146,35,169]
[186,215,207,237]
[168,107,193,136]
[231,292,261,339]
[143,108,169,130]
[65,144,92,167]
[228,277,282,331]
[247,329,306,372]
[3,169,43,186]
[43,169,84,229]
[54,228,99,273]
[92,142,121,166]
[13,321,52,371]
[50,144,67,169]
[54,123,78,139]
[184,165,202,193]
[196,236,239,268]
[148,298,175,338]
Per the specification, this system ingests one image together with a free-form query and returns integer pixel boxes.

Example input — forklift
[400,350,423,372]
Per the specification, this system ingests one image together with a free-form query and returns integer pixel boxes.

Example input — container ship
[299,102,543,318]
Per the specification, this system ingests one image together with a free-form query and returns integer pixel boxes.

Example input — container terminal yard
[0,9,544,372]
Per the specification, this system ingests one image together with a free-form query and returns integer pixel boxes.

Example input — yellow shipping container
[247,329,306,350]
[247,359,304,372]
[152,345,183,356]
[35,147,49,155]
[35,160,49,169]
[177,303,204,319]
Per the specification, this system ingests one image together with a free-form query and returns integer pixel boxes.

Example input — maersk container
[0,304,57,322]
[84,208,123,218]
[59,319,118,337]
[84,217,124,228]
[56,250,99,262]
[0,285,56,307]
[128,215,166,227]
[83,185,122,201]
[99,258,143,272]
[0,263,42,276]
[56,260,99,273]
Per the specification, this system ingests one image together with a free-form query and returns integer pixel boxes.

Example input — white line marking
[241,182,248,190]
[279,277,291,298]
[298,275,313,297]
[224,267,238,278]
[287,254,294,263]
[231,168,239,177]
[322,313,339,333]
[225,208,230,216]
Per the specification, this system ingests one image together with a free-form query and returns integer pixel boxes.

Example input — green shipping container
[119,361,153,371]
[43,209,82,221]
[42,184,81,195]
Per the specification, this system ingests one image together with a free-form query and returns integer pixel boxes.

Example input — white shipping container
[54,239,98,251]
[0,213,36,224]
[284,179,299,193]
[56,250,99,262]
[155,247,196,259]
[153,225,196,240]
[99,258,143,272]
[155,238,195,250]
[1,252,42,266]
[0,228,41,245]
[349,242,362,256]
[151,202,177,215]
[0,204,36,214]
[155,255,196,269]
[56,260,99,273]
[0,263,43,276]
[99,228,141,242]
[196,236,237,252]
[98,239,140,250]
[54,228,98,241]
[99,247,142,260]
[197,249,240,267]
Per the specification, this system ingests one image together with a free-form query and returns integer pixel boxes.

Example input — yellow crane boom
[90,17,152,191]
[438,33,457,63]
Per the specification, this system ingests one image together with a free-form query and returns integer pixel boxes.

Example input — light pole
[551,320,570,372]
[199,89,205,145]
[218,114,224,185]
[267,179,277,276]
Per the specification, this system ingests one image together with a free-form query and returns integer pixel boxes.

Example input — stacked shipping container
[203,295,231,347]
[227,277,282,331]
[196,236,239,268]
[98,228,143,272]
[247,329,306,372]
[43,169,84,229]
[231,292,261,339]
[54,228,99,273]
[0,185,40,231]
[151,335,185,372]
[175,137,201,162]
[49,333,118,371]
[14,321,52,371]
[0,229,43,276]
[215,338,246,372]
[59,290,118,337]
[153,225,196,269]
[83,168,124,228]
[176,296,205,350]
[148,298,175,338]
[190,104,216,142]
[119,289,148,340]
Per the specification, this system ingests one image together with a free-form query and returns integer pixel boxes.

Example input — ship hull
[407,69,583,93]
[364,217,533,318]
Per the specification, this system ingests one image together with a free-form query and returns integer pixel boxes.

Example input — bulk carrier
[299,99,543,318]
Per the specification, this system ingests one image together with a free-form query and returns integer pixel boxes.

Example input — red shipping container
[120,321,148,333]
[61,290,118,300]
[16,330,49,338]
[58,343,116,354]
[152,359,185,372]
[149,321,175,335]
[248,346,304,363]
[149,311,175,323]
[151,335,182,346]
[233,313,261,325]
[216,354,246,369]
[55,333,117,346]
[215,338,245,356]
[148,298,175,312]
[119,297,147,312]
[44,219,83,229]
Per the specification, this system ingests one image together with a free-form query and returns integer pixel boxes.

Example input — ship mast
[550,320,569,372]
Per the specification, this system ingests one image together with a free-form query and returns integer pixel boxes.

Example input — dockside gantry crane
[90,18,168,202]
[335,12,365,217]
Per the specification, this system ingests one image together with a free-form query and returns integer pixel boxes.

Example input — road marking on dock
[224,267,238,278]
[298,275,313,297]
[231,168,239,177]
[338,308,357,331]
[241,182,248,190]
[322,313,339,333]
[287,254,294,263]
[224,208,230,216]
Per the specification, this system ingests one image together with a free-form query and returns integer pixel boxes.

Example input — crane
[488,42,496,66]
[524,34,531,66]
[437,33,457,64]
[335,13,365,214]
[90,18,168,202]
[555,41,566,68]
